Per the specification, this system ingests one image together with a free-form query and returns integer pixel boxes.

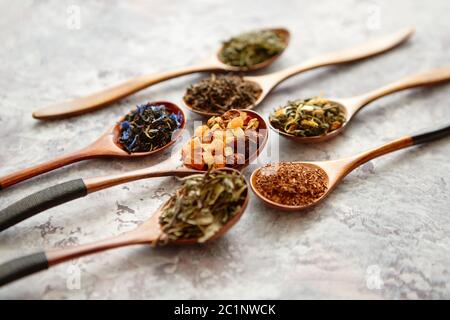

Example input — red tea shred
[254,163,328,207]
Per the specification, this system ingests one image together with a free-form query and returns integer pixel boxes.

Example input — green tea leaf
[159,170,247,243]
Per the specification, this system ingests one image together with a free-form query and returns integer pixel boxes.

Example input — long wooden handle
[0,252,49,287]
[32,63,216,120]
[351,65,450,110]
[264,27,414,86]
[46,231,146,266]
[0,179,88,232]
[0,168,198,231]
[0,232,145,286]
[344,123,450,173]
[83,167,200,192]
[0,148,95,190]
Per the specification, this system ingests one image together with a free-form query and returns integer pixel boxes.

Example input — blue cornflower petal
[127,135,138,150]
[169,113,177,122]
[169,113,182,127]
[121,128,130,141]
[136,104,147,114]
[151,105,163,113]
[120,121,130,130]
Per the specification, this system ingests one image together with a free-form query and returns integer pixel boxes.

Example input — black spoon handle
[411,123,450,145]
[0,252,48,286]
[0,179,87,232]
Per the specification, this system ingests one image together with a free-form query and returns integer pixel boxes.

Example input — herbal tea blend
[159,170,247,243]
[119,103,183,153]
[219,30,287,68]
[270,97,346,137]
[254,163,328,206]
[183,74,262,114]
[181,110,263,170]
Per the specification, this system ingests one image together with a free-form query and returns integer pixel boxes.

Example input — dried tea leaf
[183,74,262,114]
[159,170,247,243]
[219,30,286,68]
[269,98,346,137]
[119,103,183,153]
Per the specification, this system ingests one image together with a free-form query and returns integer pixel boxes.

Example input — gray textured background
[0,0,449,299]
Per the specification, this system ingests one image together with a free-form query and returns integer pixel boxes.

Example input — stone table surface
[0,0,449,300]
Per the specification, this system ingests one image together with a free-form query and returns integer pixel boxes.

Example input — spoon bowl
[183,78,264,117]
[268,99,350,143]
[250,162,332,212]
[171,168,250,244]
[109,101,186,157]
[182,109,269,171]
[213,27,291,72]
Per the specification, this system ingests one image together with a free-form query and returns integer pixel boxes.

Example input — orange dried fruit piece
[227,116,244,129]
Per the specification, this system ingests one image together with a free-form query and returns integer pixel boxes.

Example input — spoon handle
[0,168,197,231]
[0,147,98,190]
[342,123,450,174]
[32,63,216,120]
[0,179,87,232]
[411,123,450,145]
[350,65,450,111]
[0,231,148,286]
[46,230,149,266]
[0,252,49,287]
[266,27,414,85]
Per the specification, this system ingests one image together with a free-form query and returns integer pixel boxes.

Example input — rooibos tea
[254,163,328,206]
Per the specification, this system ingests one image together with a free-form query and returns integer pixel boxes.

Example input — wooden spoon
[250,123,450,211]
[0,110,268,231]
[270,65,450,142]
[0,168,249,287]
[32,28,290,120]
[184,27,415,117]
[0,101,186,190]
